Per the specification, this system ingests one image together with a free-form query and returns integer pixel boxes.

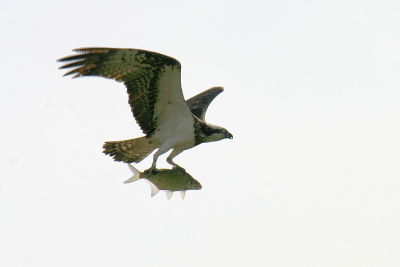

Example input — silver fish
[124,164,202,199]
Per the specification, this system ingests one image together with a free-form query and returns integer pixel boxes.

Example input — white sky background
[1,0,400,266]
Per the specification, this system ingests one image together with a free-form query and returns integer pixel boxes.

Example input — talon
[145,166,158,176]
[172,165,186,174]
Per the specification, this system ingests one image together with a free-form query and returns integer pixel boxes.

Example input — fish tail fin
[103,136,158,163]
[124,164,141,183]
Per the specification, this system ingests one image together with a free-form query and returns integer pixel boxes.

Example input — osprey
[58,47,232,174]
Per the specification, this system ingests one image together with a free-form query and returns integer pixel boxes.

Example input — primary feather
[58,47,232,173]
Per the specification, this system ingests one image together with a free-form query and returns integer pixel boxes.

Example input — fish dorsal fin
[166,190,173,200]
[180,190,186,200]
[145,180,160,197]
[124,164,141,183]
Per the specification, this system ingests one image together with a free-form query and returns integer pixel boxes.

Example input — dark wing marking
[58,47,181,136]
[185,87,224,121]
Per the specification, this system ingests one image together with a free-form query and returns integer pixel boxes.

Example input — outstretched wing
[58,47,193,137]
[186,87,224,121]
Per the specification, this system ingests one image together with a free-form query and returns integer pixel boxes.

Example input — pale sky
[1,0,400,266]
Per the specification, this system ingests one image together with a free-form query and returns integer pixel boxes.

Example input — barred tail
[103,136,158,163]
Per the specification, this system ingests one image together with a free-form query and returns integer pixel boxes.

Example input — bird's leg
[145,143,174,175]
[145,148,165,175]
[172,163,186,174]
[144,163,158,176]
[173,165,186,174]
[167,149,185,174]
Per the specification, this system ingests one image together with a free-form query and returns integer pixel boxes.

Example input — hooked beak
[225,131,233,140]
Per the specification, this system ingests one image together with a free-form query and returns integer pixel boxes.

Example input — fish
[124,164,202,199]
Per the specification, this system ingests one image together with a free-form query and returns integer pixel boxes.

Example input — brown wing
[58,47,184,136]
[186,87,224,121]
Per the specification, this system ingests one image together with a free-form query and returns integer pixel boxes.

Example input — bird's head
[204,125,233,142]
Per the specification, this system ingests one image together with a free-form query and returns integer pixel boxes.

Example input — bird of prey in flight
[58,47,232,174]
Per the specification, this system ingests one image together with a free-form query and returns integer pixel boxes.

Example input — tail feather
[103,136,158,163]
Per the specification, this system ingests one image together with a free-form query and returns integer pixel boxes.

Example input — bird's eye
[222,129,226,133]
